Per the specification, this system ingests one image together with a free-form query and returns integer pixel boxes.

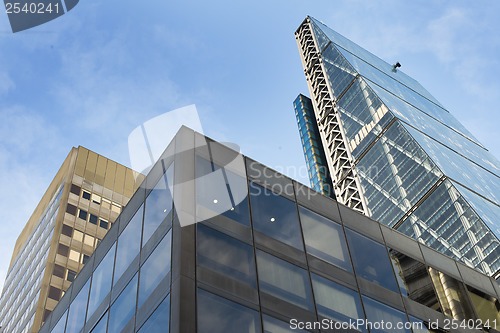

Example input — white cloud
[0,106,63,292]
[0,72,14,95]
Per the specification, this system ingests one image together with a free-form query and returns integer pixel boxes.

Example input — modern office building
[38,127,500,333]
[295,16,500,277]
[294,94,334,198]
[0,147,143,333]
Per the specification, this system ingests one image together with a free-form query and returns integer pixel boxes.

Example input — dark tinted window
[48,286,62,300]
[70,184,81,195]
[67,269,77,282]
[362,296,410,333]
[78,209,88,221]
[256,250,314,311]
[249,182,303,250]
[66,203,77,216]
[197,289,261,333]
[197,224,256,287]
[62,224,73,237]
[99,219,109,229]
[82,191,91,200]
[89,214,98,225]
[345,228,399,293]
[196,156,250,226]
[53,264,65,278]
[58,244,69,257]
[299,206,351,272]
[311,274,365,331]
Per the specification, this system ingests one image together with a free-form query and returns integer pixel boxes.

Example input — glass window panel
[263,314,309,333]
[453,181,500,274]
[467,287,500,329]
[79,209,88,221]
[299,206,351,272]
[197,224,256,287]
[99,219,109,229]
[51,310,67,333]
[368,83,495,174]
[256,250,314,311]
[65,280,90,333]
[356,121,443,228]
[311,17,444,111]
[405,125,500,205]
[196,156,250,226]
[336,77,393,159]
[361,295,411,333]
[249,182,303,250]
[137,294,170,333]
[427,268,476,321]
[144,164,174,245]
[345,228,399,293]
[82,191,91,200]
[138,230,172,308]
[197,289,261,333]
[90,312,108,333]
[114,204,143,285]
[108,274,138,333]
[88,245,116,318]
[311,273,366,332]
[388,249,441,312]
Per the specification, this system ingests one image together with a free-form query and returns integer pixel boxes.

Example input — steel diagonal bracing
[295,19,366,214]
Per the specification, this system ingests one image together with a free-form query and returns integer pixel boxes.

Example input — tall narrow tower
[0,147,143,333]
[295,17,500,277]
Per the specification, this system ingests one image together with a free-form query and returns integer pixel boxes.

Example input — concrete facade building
[0,147,143,333]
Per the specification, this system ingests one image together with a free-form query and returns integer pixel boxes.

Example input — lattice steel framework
[295,18,367,214]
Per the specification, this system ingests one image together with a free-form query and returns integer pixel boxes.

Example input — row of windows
[57,244,91,265]
[66,205,111,230]
[195,156,500,330]
[70,184,122,214]
[0,186,63,322]
[46,165,175,332]
[51,229,172,333]
[43,153,500,333]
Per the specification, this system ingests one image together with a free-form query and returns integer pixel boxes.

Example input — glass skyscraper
[295,16,500,277]
[38,127,500,333]
[294,93,334,197]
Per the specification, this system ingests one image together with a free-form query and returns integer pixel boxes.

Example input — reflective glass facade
[293,94,334,197]
[40,128,500,333]
[296,16,500,277]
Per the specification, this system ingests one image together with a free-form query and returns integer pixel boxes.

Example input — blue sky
[1,0,500,291]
